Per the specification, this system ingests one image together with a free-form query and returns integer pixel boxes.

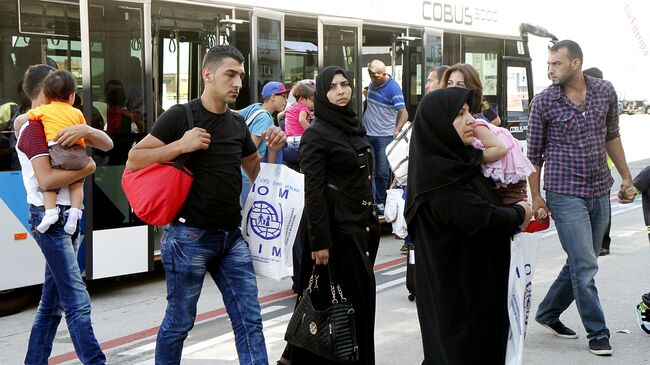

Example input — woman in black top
[288,66,380,364]
[405,87,532,365]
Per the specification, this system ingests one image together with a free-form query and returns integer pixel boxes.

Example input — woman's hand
[312,248,329,265]
[516,201,534,230]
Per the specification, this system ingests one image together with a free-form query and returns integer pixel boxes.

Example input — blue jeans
[535,191,610,340]
[25,205,105,365]
[155,223,267,365]
[367,135,393,206]
[282,140,301,172]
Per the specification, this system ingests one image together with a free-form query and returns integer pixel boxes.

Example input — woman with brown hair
[442,63,502,126]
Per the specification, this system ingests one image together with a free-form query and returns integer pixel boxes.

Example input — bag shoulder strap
[245,108,267,127]
[175,102,195,166]
[184,102,194,130]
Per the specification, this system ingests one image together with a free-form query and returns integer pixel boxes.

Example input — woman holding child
[405,87,532,364]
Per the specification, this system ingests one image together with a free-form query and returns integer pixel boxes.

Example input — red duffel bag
[121,159,193,225]
[121,103,194,226]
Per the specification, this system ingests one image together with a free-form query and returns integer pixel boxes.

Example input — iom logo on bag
[247,200,283,240]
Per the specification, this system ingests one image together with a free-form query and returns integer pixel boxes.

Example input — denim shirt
[527,75,619,198]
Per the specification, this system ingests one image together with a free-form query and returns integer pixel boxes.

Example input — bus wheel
[0,287,38,317]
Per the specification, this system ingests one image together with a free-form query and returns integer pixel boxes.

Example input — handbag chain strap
[306,265,319,293]
[306,264,348,304]
[327,264,347,304]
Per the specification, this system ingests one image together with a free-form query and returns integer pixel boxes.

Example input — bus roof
[195,0,523,38]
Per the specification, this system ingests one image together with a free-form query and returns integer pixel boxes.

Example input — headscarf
[404,87,483,222]
[314,66,365,136]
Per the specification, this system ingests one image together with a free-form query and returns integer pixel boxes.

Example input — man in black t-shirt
[126,45,285,365]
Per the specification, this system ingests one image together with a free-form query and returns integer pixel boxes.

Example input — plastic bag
[241,162,304,280]
[505,232,542,365]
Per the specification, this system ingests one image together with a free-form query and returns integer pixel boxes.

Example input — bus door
[151,4,242,253]
[153,4,235,113]
[251,9,284,103]
[284,16,318,87]
[155,25,205,113]
[83,0,151,279]
[318,17,362,115]
[501,57,533,141]
[462,35,503,124]
[361,25,407,116]
[0,0,83,295]
[403,28,443,118]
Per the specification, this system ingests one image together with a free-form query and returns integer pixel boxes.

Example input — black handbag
[284,265,359,363]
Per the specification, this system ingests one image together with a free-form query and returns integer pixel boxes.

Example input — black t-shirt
[151,98,257,229]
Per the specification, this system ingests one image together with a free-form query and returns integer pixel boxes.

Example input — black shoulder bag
[284,264,359,363]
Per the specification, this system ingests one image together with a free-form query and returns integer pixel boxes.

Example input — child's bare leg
[64,179,85,235]
[36,191,60,233]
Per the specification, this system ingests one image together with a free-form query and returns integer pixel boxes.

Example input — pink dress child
[284,102,311,137]
[472,118,535,204]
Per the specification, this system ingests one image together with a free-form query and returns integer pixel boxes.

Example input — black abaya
[288,66,380,364]
[405,88,525,364]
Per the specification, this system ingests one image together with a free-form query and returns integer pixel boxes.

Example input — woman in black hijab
[405,87,532,364]
[284,66,380,364]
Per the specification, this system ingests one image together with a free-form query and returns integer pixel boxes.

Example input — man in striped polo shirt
[362,60,408,214]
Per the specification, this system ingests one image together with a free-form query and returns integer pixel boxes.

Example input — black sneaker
[635,302,650,335]
[538,320,579,339]
[599,248,610,256]
[400,244,409,255]
[588,337,612,356]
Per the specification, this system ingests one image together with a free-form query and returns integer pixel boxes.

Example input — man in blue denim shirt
[16,64,114,364]
[126,45,285,365]
[527,40,636,356]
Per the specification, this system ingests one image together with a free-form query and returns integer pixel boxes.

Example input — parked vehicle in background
[620,99,649,114]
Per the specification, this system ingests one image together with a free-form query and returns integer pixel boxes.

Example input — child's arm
[298,110,310,130]
[473,124,507,163]
[56,124,113,151]
[276,110,286,123]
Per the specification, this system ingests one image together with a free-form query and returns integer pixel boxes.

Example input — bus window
[87,0,147,230]
[322,23,359,113]
[506,66,530,119]
[406,29,424,119]
[161,38,191,111]
[284,16,318,87]
[0,0,82,295]
[253,14,283,101]
[442,33,461,66]
[424,30,442,73]
[504,64,531,141]
[362,27,406,89]
[463,36,503,97]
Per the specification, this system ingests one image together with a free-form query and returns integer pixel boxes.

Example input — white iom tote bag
[241,162,304,280]
[505,232,542,365]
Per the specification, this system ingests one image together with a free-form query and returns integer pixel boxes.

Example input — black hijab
[404,87,483,222]
[314,66,365,136]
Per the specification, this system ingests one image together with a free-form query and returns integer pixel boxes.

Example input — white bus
[0,0,555,315]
